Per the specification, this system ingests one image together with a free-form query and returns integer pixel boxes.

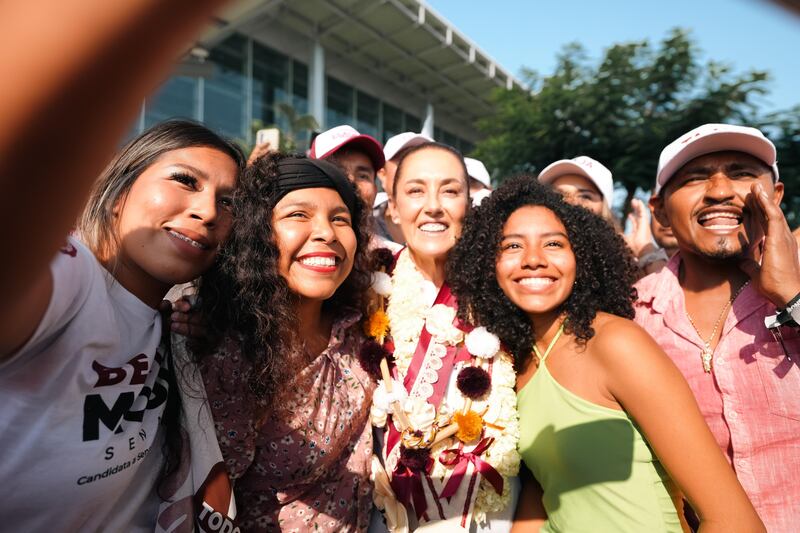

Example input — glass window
[404,113,421,134]
[326,77,353,128]
[291,61,312,149]
[356,91,379,138]
[440,129,461,151]
[292,61,309,115]
[144,76,198,128]
[382,103,404,143]
[252,41,289,131]
[204,34,248,142]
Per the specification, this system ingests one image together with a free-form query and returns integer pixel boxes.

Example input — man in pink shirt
[636,124,800,531]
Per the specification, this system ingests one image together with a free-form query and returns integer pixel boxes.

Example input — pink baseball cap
[383,132,433,161]
[656,123,779,195]
[309,125,385,171]
[538,156,614,209]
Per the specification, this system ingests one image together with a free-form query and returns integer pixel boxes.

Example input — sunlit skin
[110,146,238,308]
[272,187,357,304]
[390,148,469,285]
[500,205,767,533]
[496,206,577,331]
[650,210,678,255]
[650,150,795,351]
[330,150,377,207]
[377,159,406,244]
[550,174,604,216]
[377,159,399,197]
[652,151,783,263]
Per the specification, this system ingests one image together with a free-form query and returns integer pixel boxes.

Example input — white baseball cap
[655,123,779,195]
[465,157,491,188]
[309,125,385,171]
[538,156,614,208]
[472,188,492,207]
[383,132,433,161]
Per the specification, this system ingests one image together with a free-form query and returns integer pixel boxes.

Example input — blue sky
[428,0,800,113]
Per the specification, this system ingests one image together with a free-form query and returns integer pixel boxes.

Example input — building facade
[134,0,524,152]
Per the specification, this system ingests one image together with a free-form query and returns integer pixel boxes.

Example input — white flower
[370,271,392,297]
[403,397,436,432]
[372,379,407,412]
[464,327,501,359]
[371,405,388,428]
[424,304,463,345]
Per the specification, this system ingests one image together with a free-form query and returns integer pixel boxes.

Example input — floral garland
[363,248,520,525]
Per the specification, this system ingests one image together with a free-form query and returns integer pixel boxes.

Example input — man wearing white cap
[635,123,800,531]
[310,124,385,208]
[373,132,432,246]
[537,155,614,218]
[465,157,492,207]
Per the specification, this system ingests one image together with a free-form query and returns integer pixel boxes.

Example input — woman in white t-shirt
[0,119,244,531]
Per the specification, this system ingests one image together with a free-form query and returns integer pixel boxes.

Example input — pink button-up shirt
[635,255,800,532]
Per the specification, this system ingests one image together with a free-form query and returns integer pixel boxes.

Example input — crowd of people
[2,1,799,532]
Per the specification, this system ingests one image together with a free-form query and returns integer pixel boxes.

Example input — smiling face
[496,206,577,324]
[390,147,469,261]
[653,150,783,261]
[272,187,357,302]
[550,174,604,215]
[113,146,238,303]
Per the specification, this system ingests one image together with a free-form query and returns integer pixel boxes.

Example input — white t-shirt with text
[0,237,167,531]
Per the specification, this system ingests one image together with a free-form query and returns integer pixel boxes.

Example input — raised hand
[170,296,210,342]
[625,198,655,258]
[739,182,800,308]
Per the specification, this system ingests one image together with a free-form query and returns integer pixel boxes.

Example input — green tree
[474,28,770,213]
[760,106,800,225]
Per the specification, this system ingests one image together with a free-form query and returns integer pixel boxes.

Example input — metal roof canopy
[203,0,526,132]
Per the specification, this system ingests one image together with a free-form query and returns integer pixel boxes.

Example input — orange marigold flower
[454,410,483,443]
[365,309,390,341]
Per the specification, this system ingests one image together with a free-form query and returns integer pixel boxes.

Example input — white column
[422,102,434,138]
[309,39,326,130]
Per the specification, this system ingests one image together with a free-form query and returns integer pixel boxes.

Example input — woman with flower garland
[448,176,763,532]
[365,142,520,532]
[192,154,375,531]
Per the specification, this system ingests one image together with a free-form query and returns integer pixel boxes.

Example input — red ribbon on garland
[402,283,472,409]
[390,457,433,521]
[438,437,503,500]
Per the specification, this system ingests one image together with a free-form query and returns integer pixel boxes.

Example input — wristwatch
[764,292,800,329]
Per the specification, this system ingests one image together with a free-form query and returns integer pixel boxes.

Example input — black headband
[275,158,359,217]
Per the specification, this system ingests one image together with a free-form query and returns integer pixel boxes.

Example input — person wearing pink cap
[636,123,800,531]
[310,124,386,208]
[539,156,673,274]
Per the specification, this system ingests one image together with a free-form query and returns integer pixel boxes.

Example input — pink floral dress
[201,312,375,532]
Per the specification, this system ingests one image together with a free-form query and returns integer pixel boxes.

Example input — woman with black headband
[189,154,376,531]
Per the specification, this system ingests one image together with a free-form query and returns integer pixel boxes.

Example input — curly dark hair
[194,152,372,407]
[447,175,638,371]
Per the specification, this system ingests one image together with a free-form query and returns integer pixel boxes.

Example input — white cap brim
[538,160,613,208]
[656,130,779,194]
[384,132,433,161]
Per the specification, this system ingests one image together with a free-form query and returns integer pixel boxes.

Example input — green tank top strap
[532,321,566,363]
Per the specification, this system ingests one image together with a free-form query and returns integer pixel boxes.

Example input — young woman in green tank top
[448,177,763,533]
